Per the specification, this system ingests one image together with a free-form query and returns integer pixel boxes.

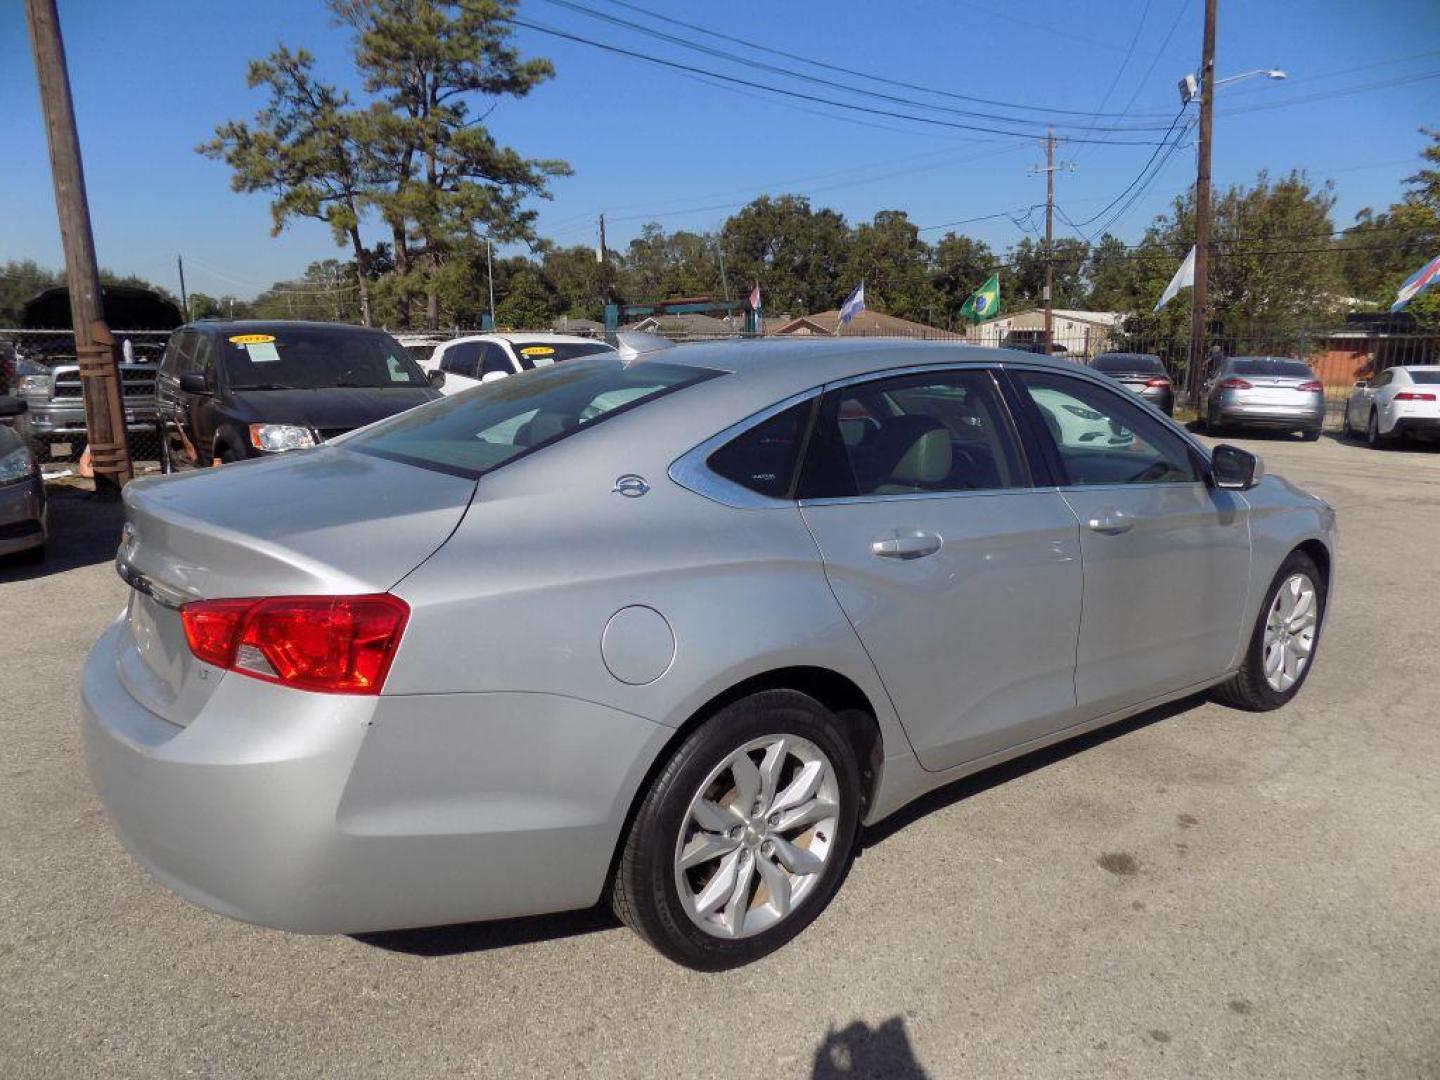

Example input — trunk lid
[113,445,475,722]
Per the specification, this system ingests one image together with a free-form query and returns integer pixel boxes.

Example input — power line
[502,15,1180,145]
[582,0,1175,119]
[1072,0,1157,149]
[534,0,1176,133]
[1061,108,1193,231]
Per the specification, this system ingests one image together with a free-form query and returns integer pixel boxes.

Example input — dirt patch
[1098,851,1139,876]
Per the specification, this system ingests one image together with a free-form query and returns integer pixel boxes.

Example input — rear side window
[350,357,720,478]
[707,401,814,499]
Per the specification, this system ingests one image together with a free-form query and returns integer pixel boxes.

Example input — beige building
[970,309,1122,357]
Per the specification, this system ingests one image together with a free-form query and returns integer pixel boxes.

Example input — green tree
[845,210,939,324]
[1084,233,1142,311]
[1003,236,1089,310]
[542,244,609,319]
[0,259,60,324]
[201,47,377,324]
[331,0,570,329]
[494,266,558,329]
[720,195,850,315]
[930,233,995,327]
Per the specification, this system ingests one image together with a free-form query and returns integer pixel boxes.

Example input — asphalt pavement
[2,431,1437,1079]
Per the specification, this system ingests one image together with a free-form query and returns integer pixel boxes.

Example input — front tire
[1210,550,1325,712]
[612,690,861,970]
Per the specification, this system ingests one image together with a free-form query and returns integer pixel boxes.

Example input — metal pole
[177,254,189,320]
[24,0,131,496]
[1189,0,1218,406]
[486,237,496,330]
[718,240,731,304]
[1043,128,1055,355]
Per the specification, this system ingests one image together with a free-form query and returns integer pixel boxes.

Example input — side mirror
[178,372,210,395]
[427,369,446,390]
[1210,443,1261,491]
[0,395,28,417]
[1354,379,1369,389]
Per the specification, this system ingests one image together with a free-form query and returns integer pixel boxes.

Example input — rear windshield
[348,356,720,478]
[511,341,615,369]
[1408,370,1440,384]
[1093,353,1165,374]
[1230,358,1313,378]
[220,328,430,390]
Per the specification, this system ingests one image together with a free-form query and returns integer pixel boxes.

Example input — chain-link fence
[1,328,169,466]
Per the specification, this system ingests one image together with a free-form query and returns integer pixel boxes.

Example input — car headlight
[248,424,317,453]
[0,446,34,486]
[17,374,52,396]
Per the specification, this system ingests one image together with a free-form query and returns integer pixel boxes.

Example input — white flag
[1153,246,1196,312]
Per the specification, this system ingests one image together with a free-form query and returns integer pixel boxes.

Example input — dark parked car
[154,321,442,471]
[0,397,46,563]
[1091,352,1174,415]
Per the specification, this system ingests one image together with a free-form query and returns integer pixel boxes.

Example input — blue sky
[2,0,1438,300]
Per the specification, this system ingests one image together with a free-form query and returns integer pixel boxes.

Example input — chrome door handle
[871,529,943,560]
[1086,509,1134,535]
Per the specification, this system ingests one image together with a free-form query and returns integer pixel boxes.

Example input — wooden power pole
[1188,0,1219,405]
[25,0,131,496]
[1043,129,1056,354]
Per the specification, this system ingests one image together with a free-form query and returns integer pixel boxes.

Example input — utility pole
[177,254,189,320]
[25,0,131,496]
[485,236,496,330]
[1189,0,1218,405]
[1029,129,1074,354]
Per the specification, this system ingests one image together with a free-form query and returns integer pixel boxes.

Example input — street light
[1179,67,1286,104]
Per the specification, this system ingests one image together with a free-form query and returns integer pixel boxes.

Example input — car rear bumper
[82,617,669,933]
[1215,400,1325,429]
[0,479,46,555]
[1391,416,1440,439]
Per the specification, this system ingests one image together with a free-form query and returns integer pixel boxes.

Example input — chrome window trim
[667,389,821,509]
[798,486,1059,509]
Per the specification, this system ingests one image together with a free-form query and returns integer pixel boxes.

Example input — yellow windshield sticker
[229,334,276,345]
[520,345,555,356]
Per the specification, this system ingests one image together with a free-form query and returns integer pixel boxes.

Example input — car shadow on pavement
[358,695,1204,960]
[0,487,124,583]
[812,1016,928,1079]
[860,695,1203,850]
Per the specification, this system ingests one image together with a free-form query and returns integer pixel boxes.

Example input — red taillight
[180,595,409,695]
[1219,377,1252,390]
[1145,377,1172,388]
[1394,391,1437,401]
[1296,380,1323,392]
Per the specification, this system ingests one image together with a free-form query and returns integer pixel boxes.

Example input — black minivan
[155,321,443,471]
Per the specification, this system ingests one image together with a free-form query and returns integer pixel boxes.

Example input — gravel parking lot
[2,432,1437,1080]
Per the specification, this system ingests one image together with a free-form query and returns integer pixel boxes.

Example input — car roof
[651,337,1084,380]
[189,319,386,336]
[441,333,612,348]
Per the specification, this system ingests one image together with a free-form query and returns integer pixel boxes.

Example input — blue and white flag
[1391,252,1440,312]
[839,282,865,326]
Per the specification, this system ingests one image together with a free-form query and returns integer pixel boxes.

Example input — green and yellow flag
[959,273,1000,324]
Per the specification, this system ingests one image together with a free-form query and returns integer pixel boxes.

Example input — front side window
[350,356,720,478]
[1017,371,1198,486]
[800,369,1026,499]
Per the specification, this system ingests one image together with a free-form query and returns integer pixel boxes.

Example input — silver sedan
[1203,356,1326,440]
[84,342,1336,969]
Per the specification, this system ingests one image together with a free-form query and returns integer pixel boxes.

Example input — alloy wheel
[673,734,842,940]
[1262,573,1318,692]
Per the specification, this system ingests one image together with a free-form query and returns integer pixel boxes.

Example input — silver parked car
[84,342,1336,969]
[1202,356,1325,440]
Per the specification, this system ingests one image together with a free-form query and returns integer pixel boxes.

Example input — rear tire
[1301,427,1321,442]
[1210,550,1325,712]
[612,690,861,970]
[1367,409,1385,449]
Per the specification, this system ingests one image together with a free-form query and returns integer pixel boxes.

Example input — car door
[1010,367,1251,719]
[157,330,202,467]
[1370,368,1398,433]
[188,333,222,461]
[437,342,483,395]
[797,365,1084,773]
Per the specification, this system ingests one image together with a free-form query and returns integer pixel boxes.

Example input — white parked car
[424,333,616,396]
[1343,364,1440,447]
[1029,386,1135,449]
[392,333,450,367]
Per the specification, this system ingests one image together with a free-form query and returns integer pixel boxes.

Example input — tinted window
[349,357,719,478]
[1093,353,1165,375]
[1373,369,1394,388]
[1018,371,1198,486]
[480,343,514,378]
[219,328,429,390]
[512,342,615,369]
[1230,358,1313,378]
[1409,371,1440,385]
[800,369,1025,499]
[159,331,188,376]
[707,401,813,498]
[441,342,482,379]
[192,334,215,376]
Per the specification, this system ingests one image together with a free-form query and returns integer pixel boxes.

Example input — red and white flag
[749,283,761,311]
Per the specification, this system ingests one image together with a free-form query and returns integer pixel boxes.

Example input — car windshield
[1230,358,1313,378]
[510,341,616,369]
[1093,354,1165,374]
[348,356,720,478]
[220,328,430,390]
[1408,370,1440,384]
